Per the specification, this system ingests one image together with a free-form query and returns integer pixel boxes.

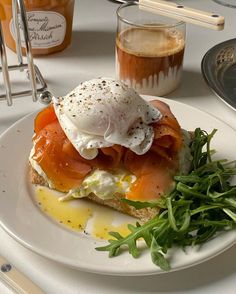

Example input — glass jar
[1,0,75,56]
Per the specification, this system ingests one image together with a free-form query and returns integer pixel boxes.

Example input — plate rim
[201,38,236,111]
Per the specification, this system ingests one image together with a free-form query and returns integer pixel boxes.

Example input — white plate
[0,97,236,276]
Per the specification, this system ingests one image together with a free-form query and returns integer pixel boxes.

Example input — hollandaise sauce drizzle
[36,187,93,232]
[35,186,135,239]
[92,211,133,240]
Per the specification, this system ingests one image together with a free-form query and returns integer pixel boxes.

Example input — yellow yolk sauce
[92,211,133,240]
[35,186,135,240]
[36,186,93,232]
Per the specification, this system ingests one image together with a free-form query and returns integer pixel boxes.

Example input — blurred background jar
[1,0,75,56]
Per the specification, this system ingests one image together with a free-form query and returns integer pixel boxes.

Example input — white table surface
[1,0,236,293]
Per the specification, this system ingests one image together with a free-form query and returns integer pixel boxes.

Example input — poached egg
[53,78,162,160]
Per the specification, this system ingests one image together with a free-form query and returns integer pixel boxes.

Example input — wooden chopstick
[139,0,225,30]
[0,256,45,294]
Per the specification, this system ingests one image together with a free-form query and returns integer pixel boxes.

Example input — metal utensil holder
[0,0,47,106]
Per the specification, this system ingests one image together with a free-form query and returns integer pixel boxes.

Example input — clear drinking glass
[116,2,186,96]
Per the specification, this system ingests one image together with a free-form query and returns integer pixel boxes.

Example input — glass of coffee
[116,3,186,96]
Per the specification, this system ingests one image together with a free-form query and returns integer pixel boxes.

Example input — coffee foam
[116,27,185,58]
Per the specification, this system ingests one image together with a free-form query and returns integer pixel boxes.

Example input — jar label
[10,11,66,49]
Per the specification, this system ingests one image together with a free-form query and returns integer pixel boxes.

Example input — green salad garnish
[96,128,236,271]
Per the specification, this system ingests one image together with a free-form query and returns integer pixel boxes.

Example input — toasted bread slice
[29,164,159,222]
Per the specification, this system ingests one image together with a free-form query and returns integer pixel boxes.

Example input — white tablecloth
[1,1,236,293]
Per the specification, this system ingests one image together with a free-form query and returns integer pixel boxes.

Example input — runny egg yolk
[35,186,136,240]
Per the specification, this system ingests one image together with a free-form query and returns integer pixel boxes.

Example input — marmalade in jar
[1,0,75,56]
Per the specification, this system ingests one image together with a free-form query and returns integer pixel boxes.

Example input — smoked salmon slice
[34,104,57,134]
[33,121,92,192]
[123,100,182,200]
[32,100,183,200]
[123,149,177,201]
[150,100,182,160]
[32,105,126,191]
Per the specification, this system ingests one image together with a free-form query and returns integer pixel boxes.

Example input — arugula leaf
[96,217,167,257]
[151,237,171,271]
[96,128,236,271]
[223,208,236,222]
[120,198,166,209]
